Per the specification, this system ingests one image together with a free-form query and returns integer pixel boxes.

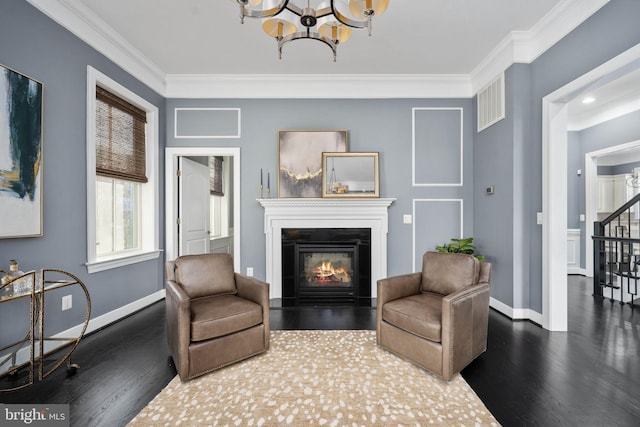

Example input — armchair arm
[377,273,422,305]
[235,273,270,349]
[376,272,422,342]
[441,282,490,380]
[165,280,191,379]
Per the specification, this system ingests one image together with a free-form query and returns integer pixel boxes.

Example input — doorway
[543,44,640,331]
[178,156,234,256]
[165,147,241,271]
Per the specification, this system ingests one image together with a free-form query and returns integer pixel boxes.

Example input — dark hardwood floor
[2,276,639,426]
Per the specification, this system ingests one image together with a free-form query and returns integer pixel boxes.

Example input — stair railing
[592,192,640,307]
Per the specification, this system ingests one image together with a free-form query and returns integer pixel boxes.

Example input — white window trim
[86,66,160,273]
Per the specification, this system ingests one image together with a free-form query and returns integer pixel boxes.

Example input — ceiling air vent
[477,73,505,132]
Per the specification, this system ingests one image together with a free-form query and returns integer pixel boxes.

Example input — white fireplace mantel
[258,198,395,300]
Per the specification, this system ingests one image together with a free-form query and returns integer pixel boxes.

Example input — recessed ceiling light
[582,96,596,104]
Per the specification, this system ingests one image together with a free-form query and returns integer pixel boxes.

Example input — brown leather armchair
[377,251,491,380]
[166,253,270,381]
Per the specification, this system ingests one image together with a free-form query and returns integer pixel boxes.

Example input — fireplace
[258,198,394,301]
[282,228,371,306]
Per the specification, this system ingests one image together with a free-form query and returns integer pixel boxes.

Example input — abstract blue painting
[0,64,43,238]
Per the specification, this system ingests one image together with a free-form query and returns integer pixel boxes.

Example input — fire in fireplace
[282,228,371,306]
[302,251,353,288]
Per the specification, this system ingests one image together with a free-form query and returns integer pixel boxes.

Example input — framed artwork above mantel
[278,130,347,198]
[322,152,380,198]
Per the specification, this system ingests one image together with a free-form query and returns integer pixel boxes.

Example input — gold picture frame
[322,152,380,198]
[278,130,348,198]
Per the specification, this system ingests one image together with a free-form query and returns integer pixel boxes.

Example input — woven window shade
[209,156,224,196]
[96,86,148,183]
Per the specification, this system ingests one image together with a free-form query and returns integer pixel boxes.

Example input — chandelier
[628,171,640,188]
[234,0,390,61]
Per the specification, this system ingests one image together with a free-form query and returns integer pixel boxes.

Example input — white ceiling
[28,0,616,98]
[31,0,639,118]
[76,0,562,75]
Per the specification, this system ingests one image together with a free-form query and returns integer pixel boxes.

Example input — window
[209,156,224,196]
[96,176,140,256]
[86,66,159,273]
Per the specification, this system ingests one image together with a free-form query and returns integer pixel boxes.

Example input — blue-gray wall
[475,0,640,312]
[166,99,475,281]
[0,0,166,337]
[597,162,640,176]
[474,63,532,309]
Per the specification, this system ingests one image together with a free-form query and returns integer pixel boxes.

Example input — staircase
[593,193,640,307]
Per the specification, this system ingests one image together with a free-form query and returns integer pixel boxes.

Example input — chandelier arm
[237,0,290,19]
[314,6,334,18]
[329,1,370,29]
[284,3,304,16]
[278,31,338,62]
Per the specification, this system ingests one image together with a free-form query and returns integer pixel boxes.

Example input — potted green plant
[435,237,485,262]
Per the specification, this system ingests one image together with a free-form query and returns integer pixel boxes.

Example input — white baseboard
[0,291,166,373]
[580,268,591,277]
[53,289,165,339]
[490,297,543,325]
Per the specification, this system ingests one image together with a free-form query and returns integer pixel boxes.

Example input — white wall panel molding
[174,108,241,139]
[412,108,463,187]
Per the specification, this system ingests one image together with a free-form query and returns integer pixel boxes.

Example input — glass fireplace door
[296,245,357,299]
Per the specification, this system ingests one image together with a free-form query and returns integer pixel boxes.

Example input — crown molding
[165,74,473,99]
[471,0,610,94]
[26,0,166,95]
[27,0,609,99]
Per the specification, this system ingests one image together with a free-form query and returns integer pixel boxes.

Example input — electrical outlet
[246,267,254,277]
[403,214,412,224]
[62,295,72,311]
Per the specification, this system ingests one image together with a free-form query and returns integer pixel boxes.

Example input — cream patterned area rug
[129,330,499,426]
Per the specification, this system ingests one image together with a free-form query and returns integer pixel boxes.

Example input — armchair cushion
[190,294,262,342]
[420,252,479,295]
[174,253,237,299]
[382,293,443,343]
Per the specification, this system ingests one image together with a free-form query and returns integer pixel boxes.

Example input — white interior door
[179,157,210,256]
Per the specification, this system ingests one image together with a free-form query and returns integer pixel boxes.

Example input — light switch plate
[537,212,543,225]
[403,214,412,224]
